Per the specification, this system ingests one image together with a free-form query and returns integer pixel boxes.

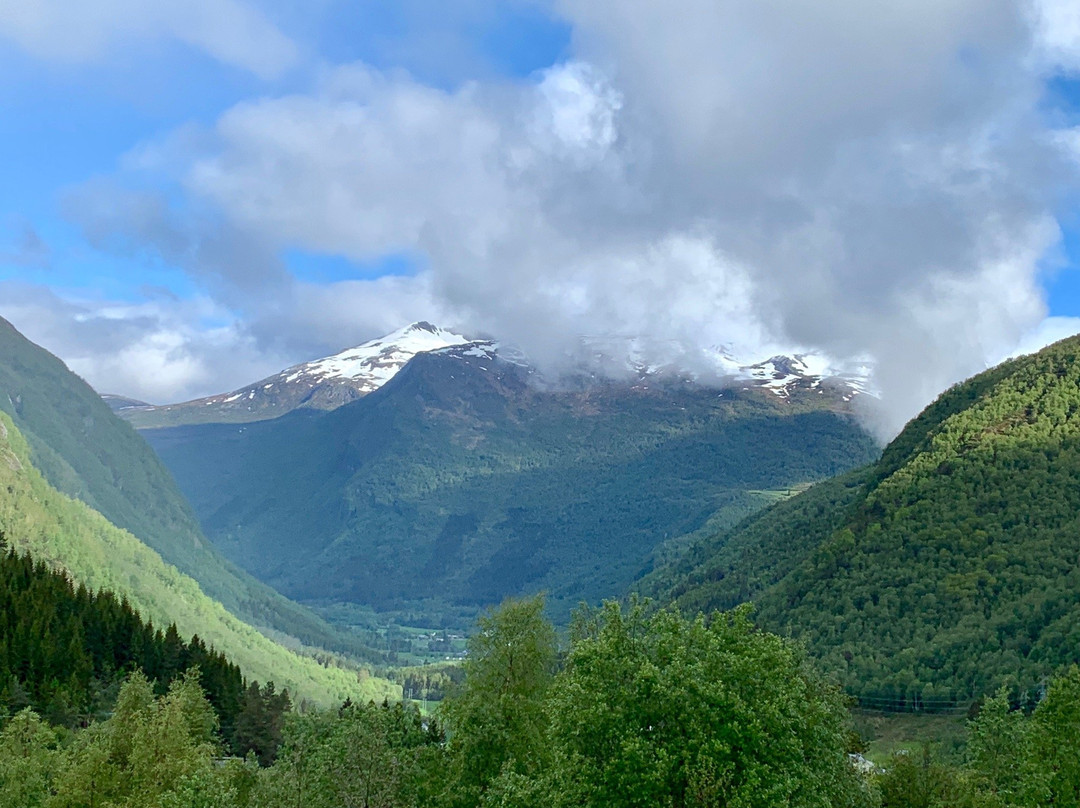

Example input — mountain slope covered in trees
[0,316,383,661]
[0,410,396,706]
[647,336,1080,708]
[0,540,245,728]
[143,347,879,624]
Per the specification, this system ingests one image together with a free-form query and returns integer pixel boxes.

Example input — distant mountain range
[116,322,873,429]
[116,323,880,628]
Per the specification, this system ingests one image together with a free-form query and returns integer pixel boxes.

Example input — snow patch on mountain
[279,322,470,389]
[576,335,874,399]
[115,322,875,428]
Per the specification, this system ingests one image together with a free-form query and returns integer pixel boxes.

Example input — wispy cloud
[0,0,298,78]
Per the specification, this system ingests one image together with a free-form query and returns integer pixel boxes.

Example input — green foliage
[0,315,386,662]
[10,601,1080,808]
[0,539,245,732]
[642,467,872,613]
[653,336,1080,707]
[0,411,397,707]
[440,596,556,806]
[11,671,257,808]
[1029,666,1080,806]
[231,682,291,765]
[879,668,1080,808]
[436,597,870,808]
[255,700,444,808]
[0,709,59,808]
[966,689,1044,804]
[144,351,878,626]
[875,749,989,808]
[541,601,871,808]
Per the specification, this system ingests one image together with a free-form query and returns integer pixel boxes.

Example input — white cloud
[0,273,456,403]
[1030,0,1080,73]
[49,0,1080,433]
[1009,315,1080,358]
[0,0,298,78]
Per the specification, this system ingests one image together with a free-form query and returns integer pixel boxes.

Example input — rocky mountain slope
[124,322,473,427]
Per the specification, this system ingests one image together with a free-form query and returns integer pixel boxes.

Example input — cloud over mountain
[6,0,1080,433]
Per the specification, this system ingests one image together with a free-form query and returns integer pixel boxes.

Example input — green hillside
[644,467,873,614]
[0,540,246,730]
[144,350,879,625]
[649,336,1080,708]
[0,410,397,707]
[0,316,382,661]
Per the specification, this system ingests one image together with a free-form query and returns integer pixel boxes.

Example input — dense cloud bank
[3,0,1080,434]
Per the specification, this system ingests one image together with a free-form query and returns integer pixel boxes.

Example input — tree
[255,701,443,808]
[232,681,291,766]
[1031,666,1080,807]
[542,601,873,808]
[48,669,222,808]
[967,688,1046,806]
[0,708,58,808]
[440,595,557,808]
[876,748,988,808]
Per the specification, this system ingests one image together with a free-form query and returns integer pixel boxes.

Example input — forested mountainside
[0,410,396,706]
[0,316,383,661]
[0,540,248,731]
[647,336,1080,708]
[143,345,879,624]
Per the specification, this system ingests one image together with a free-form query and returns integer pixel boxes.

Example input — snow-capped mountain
[719,354,873,401]
[575,335,872,401]
[115,322,873,428]
[287,321,473,391]
[124,322,481,427]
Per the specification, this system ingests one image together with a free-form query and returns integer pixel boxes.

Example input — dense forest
[0,537,292,761]
[647,335,1080,710]
[3,594,1079,808]
[0,596,870,808]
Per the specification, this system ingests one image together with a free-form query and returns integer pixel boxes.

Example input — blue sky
[0,2,569,299]
[1,0,1079,434]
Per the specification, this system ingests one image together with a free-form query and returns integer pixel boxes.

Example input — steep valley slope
[645,335,1080,709]
[0,410,396,705]
[0,316,384,661]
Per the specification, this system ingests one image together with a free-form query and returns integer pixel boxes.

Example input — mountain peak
[113,324,873,429]
[119,323,484,427]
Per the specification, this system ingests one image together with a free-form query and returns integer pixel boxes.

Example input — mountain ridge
[117,321,873,429]
[0,408,396,706]
[0,315,387,663]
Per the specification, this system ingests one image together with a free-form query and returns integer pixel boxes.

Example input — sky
[3,1,1080,436]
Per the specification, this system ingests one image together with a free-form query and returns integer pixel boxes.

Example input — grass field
[853,710,970,766]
